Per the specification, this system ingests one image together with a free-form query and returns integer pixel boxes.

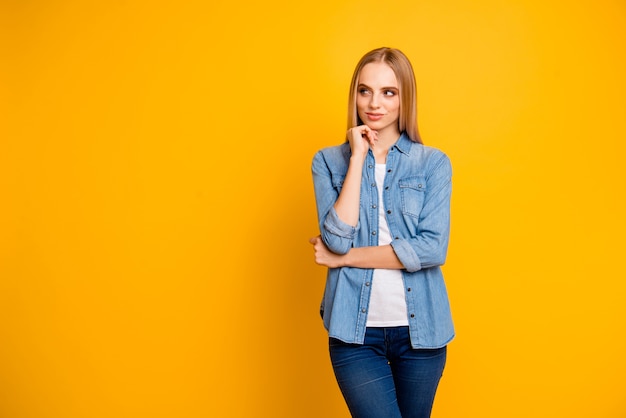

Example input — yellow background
[1,0,625,417]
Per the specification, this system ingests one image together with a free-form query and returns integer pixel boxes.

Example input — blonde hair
[347,47,422,144]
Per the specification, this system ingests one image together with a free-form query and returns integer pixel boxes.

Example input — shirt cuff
[323,207,358,239]
[390,239,422,273]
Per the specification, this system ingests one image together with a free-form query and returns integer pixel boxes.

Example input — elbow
[393,238,448,272]
[422,245,449,269]
[431,254,447,268]
[320,209,357,255]
[320,232,352,255]
[411,253,446,272]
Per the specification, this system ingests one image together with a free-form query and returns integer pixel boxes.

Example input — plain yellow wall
[1,0,625,417]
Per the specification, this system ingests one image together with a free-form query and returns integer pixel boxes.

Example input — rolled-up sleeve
[390,238,422,272]
[312,150,356,254]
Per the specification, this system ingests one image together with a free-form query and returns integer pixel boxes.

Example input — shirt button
[385,186,389,190]
[418,184,423,189]
[394,237,399,240]
[407,287,412,292]
[361,308,367,313]
[410,313,415,318]
[371,183,376,187]
[387,169,392,173]
[387,210,392,214]
[372,231,377,235]
[365,282,370,286]
[368,165,373,169]
[372,204,377,209]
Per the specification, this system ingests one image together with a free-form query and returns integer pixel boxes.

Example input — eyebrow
[357,83,399,90]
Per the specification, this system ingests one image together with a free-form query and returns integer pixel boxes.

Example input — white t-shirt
[366,164,409,327]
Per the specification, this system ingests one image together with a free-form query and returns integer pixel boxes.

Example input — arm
[311,127,377,254]
[309,236,404,269]
[332,126,377,226]
[312,151,357,255]
[331,155,364,226]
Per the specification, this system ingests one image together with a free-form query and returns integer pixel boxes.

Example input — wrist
[349,154,367,165]
[341,248,355,267]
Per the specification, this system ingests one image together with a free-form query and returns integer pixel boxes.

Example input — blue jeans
[329,327,446,418]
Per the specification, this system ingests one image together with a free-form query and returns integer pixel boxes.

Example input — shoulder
[397,134,448,162]
[315,142,350,158]
[312,142,351,167]
[400,141,452,179]
[408,142,446,159]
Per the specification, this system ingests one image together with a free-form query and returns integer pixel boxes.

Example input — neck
[371,129,401,163]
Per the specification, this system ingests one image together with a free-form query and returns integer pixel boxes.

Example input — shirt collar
[393,132,413,155]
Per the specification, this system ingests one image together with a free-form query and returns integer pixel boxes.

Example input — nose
[369,93,381,109]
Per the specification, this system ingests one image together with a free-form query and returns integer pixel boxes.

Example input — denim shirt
[312,133,455,349]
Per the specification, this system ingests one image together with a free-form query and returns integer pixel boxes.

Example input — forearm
[344,245,404,269]
[333,156,364,227]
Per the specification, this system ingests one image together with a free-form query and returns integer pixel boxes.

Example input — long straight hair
[347,47,422,144]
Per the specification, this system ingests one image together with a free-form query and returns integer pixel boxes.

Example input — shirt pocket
[399,176,426,218]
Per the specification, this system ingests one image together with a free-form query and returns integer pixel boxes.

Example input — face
[356,62,401,137]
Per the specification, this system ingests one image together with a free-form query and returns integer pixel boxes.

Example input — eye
[358,88,371,96]
[383,89,397,97]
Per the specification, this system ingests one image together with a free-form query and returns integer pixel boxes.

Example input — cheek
[391,100,400,114]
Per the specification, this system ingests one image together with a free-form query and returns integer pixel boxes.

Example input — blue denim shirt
[312,133,454,349]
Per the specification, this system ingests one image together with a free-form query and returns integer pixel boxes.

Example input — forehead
[358,62,398,87]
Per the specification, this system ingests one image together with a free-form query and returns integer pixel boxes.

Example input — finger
[348,126,367,138]
[359,126,377,141]
[309,236,320,245]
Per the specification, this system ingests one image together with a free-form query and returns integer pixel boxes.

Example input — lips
[365,113,384,121]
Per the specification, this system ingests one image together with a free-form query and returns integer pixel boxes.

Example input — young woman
[310,47,454,418]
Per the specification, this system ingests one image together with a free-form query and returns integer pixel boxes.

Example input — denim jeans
[329,327,446,418]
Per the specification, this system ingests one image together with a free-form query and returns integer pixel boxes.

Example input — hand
[308,236,346,268]
[346,125,378,159]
